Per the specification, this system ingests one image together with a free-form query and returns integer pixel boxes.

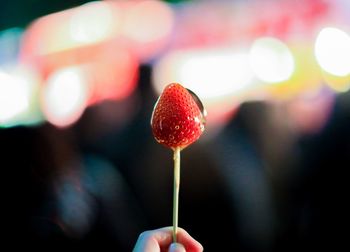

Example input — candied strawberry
[151,83,206,149]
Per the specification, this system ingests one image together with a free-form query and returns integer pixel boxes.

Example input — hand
[133,227,203,252]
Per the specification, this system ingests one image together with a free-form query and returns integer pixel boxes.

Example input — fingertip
[176,228,203,252]
[169,243,186,252]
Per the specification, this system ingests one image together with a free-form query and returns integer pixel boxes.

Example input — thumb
[169,243,186,252]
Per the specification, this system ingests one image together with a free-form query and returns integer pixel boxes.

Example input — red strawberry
[151,83,206,150]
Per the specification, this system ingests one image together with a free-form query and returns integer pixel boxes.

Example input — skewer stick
[172,146,181,242]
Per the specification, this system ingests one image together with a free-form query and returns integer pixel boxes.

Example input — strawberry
[151,83,206,150]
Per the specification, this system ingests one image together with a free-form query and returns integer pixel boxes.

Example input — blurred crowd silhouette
[1,65,349,251]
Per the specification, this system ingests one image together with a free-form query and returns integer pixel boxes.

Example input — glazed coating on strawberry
[151,83,205,149]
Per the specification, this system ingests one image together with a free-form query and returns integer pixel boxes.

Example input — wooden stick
[172,147,181,242]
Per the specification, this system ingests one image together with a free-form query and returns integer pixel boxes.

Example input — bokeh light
[122,0,174,44]
[86,44,139,104]
[0,70,30,124]
[69,1,116,45]
[0,28,23,64]
[42,66,88,127]
[21,1,119,56]
[0,65,42,127]
[153,47,254,100]
[250,37,295,83]
[314,27,350,77]
[121,0,175,61]
[262,44,322,100]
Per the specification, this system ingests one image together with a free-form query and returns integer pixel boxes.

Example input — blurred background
[1,0,349,251]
